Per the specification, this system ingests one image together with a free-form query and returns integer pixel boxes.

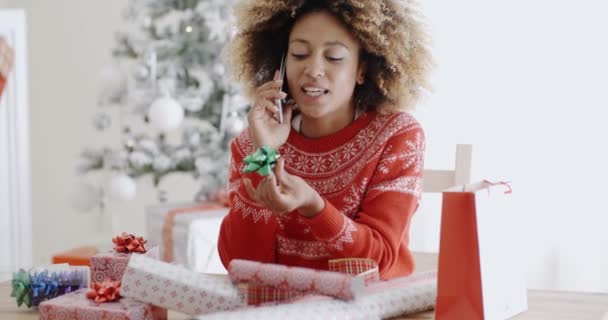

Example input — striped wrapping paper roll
[199,270,437,320]
[240,258,379,306]
[228,259,367,302]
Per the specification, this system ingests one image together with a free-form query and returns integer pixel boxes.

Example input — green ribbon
[10,269,32,308]
[243,146,280,176]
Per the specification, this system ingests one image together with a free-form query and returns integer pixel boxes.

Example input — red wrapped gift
[90,233,159,282]
[38,288,162,320]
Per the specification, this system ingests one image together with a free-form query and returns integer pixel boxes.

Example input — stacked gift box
[6,231,437,319]
[26,232,167,320]
[144,202,229,274]
[4,233,163,320]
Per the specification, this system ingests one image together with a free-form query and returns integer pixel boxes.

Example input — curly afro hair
[224,0,433,113]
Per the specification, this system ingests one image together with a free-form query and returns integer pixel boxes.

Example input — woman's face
[286,11,365,120]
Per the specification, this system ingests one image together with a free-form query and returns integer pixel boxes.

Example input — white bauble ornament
[148,96,184,131]
[108,173,137,201]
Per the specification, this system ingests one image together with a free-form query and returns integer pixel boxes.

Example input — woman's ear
[356,60,367,85]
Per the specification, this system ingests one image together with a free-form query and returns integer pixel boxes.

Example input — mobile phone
[276,53,286,124]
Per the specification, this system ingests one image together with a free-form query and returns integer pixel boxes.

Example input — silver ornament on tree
[148,95,185,132]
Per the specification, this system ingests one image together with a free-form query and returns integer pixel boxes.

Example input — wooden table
[2,253,607,319]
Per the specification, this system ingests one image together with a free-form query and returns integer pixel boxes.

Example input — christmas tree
[77,0,247,208]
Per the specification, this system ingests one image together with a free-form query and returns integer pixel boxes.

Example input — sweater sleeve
[218,132,279,269]
[299,126,424,277]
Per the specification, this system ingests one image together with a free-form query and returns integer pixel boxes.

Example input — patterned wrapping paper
[194,270,437,320]
[38,288,156,320]
[245,283,306,306]
[328,258,380,285]
[243,258,379,306]
[229,259,366,301]
[90,246,159,283]
[121,255,246,315]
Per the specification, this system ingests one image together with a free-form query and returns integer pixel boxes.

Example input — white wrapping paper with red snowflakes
[195,270,437,320]
[228,259,366,302]
[90,246,159,283]
[38,288,156,320]
[120,255,246,315]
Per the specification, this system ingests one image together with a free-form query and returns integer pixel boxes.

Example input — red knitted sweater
[218,111,425,279]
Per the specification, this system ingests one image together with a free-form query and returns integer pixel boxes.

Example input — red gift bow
[86,279,121,303]
[112,232,147,253]
[244,258,379,306]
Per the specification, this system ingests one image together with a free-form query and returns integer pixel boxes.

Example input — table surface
[2,252,607,320]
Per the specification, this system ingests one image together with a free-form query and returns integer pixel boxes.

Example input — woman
[218,0,432,279]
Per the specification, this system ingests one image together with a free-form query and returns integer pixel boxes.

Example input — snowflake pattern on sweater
[218,111,425,279]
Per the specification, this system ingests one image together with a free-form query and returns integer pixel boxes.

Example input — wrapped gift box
[38,288,158,320]
[90,246,159,283]
[144,202,229,273]
[121,254,246,316]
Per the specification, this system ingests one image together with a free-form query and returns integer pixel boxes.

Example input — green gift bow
[243,146,280,176]
[10,270,32,308]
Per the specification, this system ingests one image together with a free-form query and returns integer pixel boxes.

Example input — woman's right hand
[248,70,293,150]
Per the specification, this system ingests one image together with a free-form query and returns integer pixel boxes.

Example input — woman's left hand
[243,158,325,217]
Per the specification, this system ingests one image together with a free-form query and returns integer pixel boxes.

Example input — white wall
[415,1,608,292]
[2,0,607,292]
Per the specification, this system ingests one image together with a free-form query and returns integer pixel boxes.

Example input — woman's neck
[300,107,356,139]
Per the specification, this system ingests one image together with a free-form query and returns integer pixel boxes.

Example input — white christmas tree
[76,0,247,209]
